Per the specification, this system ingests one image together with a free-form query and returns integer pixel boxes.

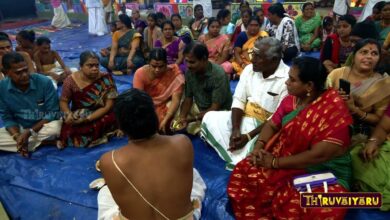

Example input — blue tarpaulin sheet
[0,21,389,220]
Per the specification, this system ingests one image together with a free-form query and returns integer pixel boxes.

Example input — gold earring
[306,91,311,97]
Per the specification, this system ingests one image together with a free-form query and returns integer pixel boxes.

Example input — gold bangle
[257,139,266,146]
[271,157,277,169]
[246,133,251,141]
[360,111,368,120]
[12,133,20,140]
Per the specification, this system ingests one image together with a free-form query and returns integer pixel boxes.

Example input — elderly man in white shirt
[201,38,290,170]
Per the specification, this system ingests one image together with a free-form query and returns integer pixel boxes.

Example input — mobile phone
[339,79,351,94]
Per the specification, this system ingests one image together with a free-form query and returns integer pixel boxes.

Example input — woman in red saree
[59,51,118,148]
[133,48,184,134]
[228,57,353,220]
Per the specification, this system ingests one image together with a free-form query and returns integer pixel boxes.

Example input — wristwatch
[29,128,38,137]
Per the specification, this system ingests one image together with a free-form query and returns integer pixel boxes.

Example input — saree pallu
[199,34,232,75]
[327,67,390,137]
[351,140,390,211]
[154,39,180,65]
[60,74,118,147]
[154,38,187,74]
[135,64,184,123]
[375,21,390,45]
[295,14,321,49]
[232,31,268,75]
[176,26,193,45]
[101,30,145,72]
[191,18,208,40]
[228,89,353,219]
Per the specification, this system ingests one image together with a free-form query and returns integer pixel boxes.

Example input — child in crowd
[15,30,37,59]
[321,16,334,44]
[33,36,74,86]
[217,9,235,37]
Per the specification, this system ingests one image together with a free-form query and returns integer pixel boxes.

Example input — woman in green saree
[295,2,321,52]
[375,2,390,45]
[351,103,390,211]
[101,14,145,74]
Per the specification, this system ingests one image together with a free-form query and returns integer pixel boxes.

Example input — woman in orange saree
[133,48,184,134]
[231,16,268,76]
[228,57,353,220]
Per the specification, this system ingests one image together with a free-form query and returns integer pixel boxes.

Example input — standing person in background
[86,0,108,36]
[360,0,385,22]
[102,0,113,25]
[51,0,71,29]
[266,3,300,63]
[333,0,351,20]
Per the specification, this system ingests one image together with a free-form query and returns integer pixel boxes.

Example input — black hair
[241,8,253,17]
[248,16,262,25]
[0,36,11,44]
[382,2,390,12]
[118,14,132,29]
[156,12,166,22]
[373,1,386,12]
[239,1,250,10]
[17,30,36,43]
[217,9,231,21]
[149,48,167,63]
[338,14,357,27]
[171,13,182,21]
[207,17,221,28]
[302,2,314,11]
[350,20,379,39]
[254,8,264,15]
[79,50,100,66]
[36,36,51,46]
[268,3,286,18]
[0,32,9,39]
[322,16,333,27]
[2,52,25,71]
[194,4,203,11]
[183,42,208,60]
[147,13,158,22]
[161,20,175,30]
[292,56,326,91]
[114,89,158,139]
[352,38,382,60]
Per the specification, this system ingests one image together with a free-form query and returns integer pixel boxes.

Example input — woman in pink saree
[198,17,232,75]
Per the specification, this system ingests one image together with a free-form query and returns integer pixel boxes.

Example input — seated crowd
[0,1,390,219]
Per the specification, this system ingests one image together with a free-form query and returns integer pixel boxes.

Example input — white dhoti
[333,0,351,16]
[201,63,289,169]
[42,61,77,90]
[88,7,108,36]
[201,111,262,170]
[0,120,62,152]
[97,168,206,220]
[51,4,71,28]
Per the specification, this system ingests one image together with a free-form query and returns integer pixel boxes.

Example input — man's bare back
[100,134,194,220]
